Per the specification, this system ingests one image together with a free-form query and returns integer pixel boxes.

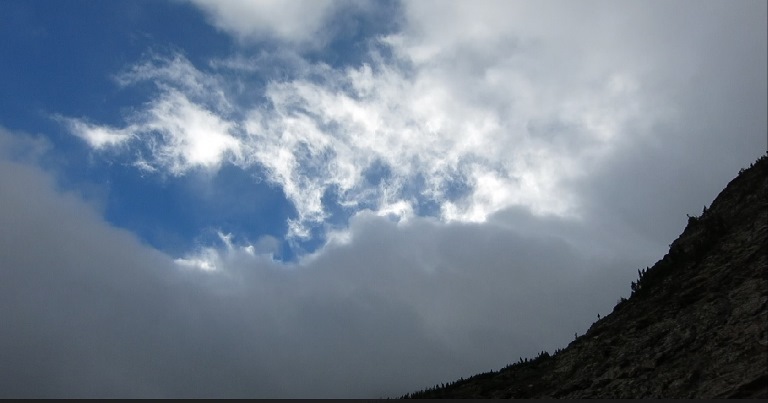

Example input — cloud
[188,0,338,44]
[60,1,766,248]
[138,90,241,174]
[53,1,762,252]
[64,66,242,176]
[60,43,647,239]
[0,128,653,397]
[58,117,134,149]
[3,0,765,395]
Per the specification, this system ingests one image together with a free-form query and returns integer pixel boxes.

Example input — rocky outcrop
[405,155,767,399]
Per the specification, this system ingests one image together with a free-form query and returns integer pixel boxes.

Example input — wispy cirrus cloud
[61,43,647,240]
[59,0,765,250]
[60,89,240,175]
[58,117,135,149]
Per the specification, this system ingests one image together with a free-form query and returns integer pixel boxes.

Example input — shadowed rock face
[405,154,767,399]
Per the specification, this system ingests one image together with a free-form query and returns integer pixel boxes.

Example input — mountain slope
[404,154,768,399]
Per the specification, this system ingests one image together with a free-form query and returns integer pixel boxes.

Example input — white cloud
[116,53,232,112]
[61,1,765,247]
[68,1,660,237]
[59,117,134,149]
[188,0,337,44]
[65,81,241,176]
[174,254,217,271]
[233,36,647,232]
[140,90,242,174]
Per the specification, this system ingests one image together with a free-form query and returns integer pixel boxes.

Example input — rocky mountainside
[404,155,767,399]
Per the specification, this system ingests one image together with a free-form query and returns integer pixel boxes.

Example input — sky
[0,0,765,398]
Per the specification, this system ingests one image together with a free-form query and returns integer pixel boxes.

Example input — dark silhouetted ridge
[403,154,767,399]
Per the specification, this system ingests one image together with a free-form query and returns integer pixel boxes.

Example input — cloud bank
[1,128,647,398]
